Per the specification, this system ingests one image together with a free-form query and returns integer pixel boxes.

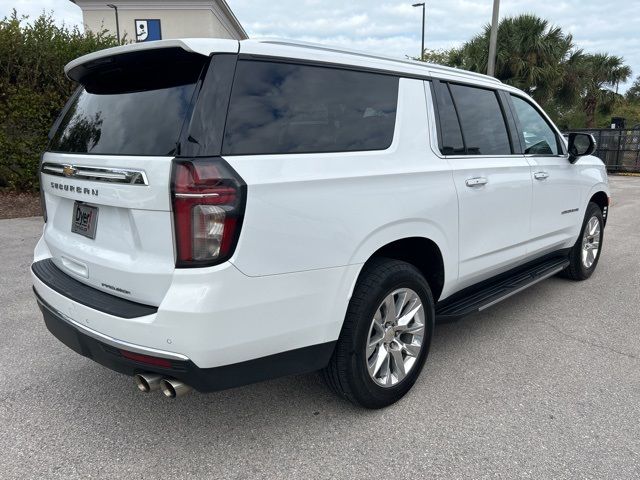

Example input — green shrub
[0,10,117,191]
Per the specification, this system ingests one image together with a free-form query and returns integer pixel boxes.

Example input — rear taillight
[171,158,246,267]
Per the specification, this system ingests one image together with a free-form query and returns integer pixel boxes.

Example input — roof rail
[251,38,502,84]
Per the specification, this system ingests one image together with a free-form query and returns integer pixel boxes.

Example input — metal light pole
[412,3,425,60]
[106,4,120,45]
[487,0,500,76]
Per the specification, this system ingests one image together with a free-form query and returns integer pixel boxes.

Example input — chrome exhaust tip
[134,373,162,393]
[160,378,192,398]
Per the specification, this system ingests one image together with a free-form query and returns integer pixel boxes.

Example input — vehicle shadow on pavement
[30,274,558,436]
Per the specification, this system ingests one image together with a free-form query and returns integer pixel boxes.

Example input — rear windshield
[222,61,399,155]
[49,49,206,156]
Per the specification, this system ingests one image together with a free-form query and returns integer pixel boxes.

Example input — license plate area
[71,202,99,239]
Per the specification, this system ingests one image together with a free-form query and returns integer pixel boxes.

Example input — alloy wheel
[581,216,601,269]
[365,288,425,387]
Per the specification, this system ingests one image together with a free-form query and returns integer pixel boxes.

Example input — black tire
[562,202,604,281]
[322,258,435,409]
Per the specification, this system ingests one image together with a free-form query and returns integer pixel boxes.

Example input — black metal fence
[567,129,640,173]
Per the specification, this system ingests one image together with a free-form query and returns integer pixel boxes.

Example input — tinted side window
[434,83,464,155]
[449,84,511,155]
[223,61,399,155]
[511,95,559,155]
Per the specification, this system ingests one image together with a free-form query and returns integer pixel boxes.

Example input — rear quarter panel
[224,78,458,296]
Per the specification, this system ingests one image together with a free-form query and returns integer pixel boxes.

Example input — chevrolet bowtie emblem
[62,165,77,177]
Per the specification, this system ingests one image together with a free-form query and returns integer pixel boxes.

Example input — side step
[435,256,570,323]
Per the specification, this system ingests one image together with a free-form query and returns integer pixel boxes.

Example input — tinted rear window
[449,84,511,155]
[222,61,399,155]
[49,49,206,156]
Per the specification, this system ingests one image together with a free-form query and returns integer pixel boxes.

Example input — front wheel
[562,202,604,281]
[322,258,435,409]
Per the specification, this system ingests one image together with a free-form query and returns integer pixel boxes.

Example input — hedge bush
[0,11,117,191]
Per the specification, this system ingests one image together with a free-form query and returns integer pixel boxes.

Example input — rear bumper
[35,289,335,392]
[31,246,358,369]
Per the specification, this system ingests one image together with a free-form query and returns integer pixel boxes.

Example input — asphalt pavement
[1,176,639,479]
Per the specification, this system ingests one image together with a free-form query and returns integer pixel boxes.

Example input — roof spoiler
[65,38,239,84]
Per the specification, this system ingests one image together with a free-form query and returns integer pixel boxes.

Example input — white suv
[32,39,609,408]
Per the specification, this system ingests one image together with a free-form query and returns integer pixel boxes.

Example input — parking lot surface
[1,176,639,479]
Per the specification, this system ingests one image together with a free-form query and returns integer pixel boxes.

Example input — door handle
[465,177,488,187]
[534,171,549,180]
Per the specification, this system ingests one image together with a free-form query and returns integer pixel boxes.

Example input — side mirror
[567,133,596,163]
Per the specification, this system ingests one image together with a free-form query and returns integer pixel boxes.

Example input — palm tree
[580,53,631,127]
[449,14,574,108]
[625,76,640,104]
[444,14,633,128]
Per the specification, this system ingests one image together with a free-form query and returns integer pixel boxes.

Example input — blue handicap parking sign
[135,19,162,42]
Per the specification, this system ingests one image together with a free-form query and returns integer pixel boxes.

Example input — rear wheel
[562,202,604,280]
[323,258,434,408]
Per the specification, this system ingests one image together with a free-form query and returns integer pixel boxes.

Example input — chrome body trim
[34,293,190,361]
[465,177,489,187]
[174,192,220,198]
[41,162,149,185]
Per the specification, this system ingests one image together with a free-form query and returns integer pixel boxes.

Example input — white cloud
[2,0,638,89]
[231,0,640,90]
[1,0,83,29]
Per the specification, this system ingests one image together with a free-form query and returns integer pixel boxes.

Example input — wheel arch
[351,235,449,303]
[589,190,610,224]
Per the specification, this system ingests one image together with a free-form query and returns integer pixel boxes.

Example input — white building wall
[74,0,247,41]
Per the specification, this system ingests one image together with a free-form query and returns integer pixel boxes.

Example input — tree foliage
[625,75,640,104]
[0,10,117,191]
[1,11,637,190]
[421,14,634,129]
[579,53,631,127]
[420,49,456,65]
[449,15,574,108]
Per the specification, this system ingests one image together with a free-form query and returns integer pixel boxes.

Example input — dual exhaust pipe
[134,373,192,398]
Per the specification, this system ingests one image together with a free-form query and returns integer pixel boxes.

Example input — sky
[2,0,639,90]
